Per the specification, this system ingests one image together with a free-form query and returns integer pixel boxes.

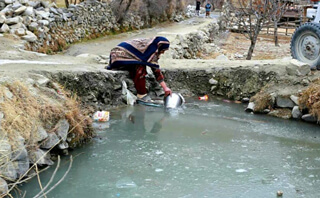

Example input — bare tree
[227,0,284,60]
[270,0,289,46]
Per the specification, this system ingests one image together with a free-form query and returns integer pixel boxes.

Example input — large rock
[12,159,30,178]
[292,106,301,119]
[35,125,48,142]
[0,177,8,197]
[23,6,34,16]
[40,132,59,149]
[5,16,23,25]
[301,114,317,123]
[28,148,54,166]
[0,161,17,180]
[55,119,69,141]
[35,10,50,20]
[22,31,37,42]
[11,135,28,161]
[14,5,27,14]
[0,23,9,33]
[286,59,311,76]
[276,95,295,108]
[0,15,5,24]
[0,138,12,163]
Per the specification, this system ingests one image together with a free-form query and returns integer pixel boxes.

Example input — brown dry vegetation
[0,81,94,151]
[299,79,320,121]
[250,91,273,112]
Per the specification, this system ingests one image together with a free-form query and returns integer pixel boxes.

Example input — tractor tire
[290,22,320,69]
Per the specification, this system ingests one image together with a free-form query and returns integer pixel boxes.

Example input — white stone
[286,59,311,76]
[21,31,37,42]
[14,5,27,14]
[23,6,34,16]
[290,95,299,105]
[35,10,50,19]
[0,24,9,33]
[0,15,6,24]
[28,21,38,31]
[292,106,301,119]
[209,78,218,85]
[4,0,13,4]
[38,19,49,26]
[5,16,23,25]
[19,0,29,4]
[16,28,25,36]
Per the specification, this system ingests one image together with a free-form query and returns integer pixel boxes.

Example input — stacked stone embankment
[0,0,185,53]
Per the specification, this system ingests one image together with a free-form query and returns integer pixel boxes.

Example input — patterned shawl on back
[107,36,170,70]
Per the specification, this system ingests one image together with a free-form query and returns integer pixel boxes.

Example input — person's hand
[164,86,172,96]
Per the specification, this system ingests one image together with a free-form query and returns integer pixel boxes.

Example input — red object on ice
[198,95,209,101]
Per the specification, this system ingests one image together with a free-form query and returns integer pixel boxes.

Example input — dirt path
[0,15,296,75]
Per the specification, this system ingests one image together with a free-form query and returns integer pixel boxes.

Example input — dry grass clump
[64,96,94,148]
[250,91,273,112]
[299,80,320,121]
[0,81,93,148]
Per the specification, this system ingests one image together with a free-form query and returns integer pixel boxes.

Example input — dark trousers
[128,65,147,95]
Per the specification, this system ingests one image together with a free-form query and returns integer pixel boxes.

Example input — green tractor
[291,0,320,69]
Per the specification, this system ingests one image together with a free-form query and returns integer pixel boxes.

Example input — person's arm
[160,81,172,96]
[151,67,172,96]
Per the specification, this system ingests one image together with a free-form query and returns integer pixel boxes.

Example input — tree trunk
[246,23,261,60]
[65,0,69,8]
[274,20,279,47]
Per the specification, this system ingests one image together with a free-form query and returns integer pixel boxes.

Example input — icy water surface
[20,99,320,198]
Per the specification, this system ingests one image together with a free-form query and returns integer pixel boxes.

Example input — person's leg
[128,65,147,96]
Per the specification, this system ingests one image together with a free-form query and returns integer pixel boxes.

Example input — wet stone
[0,177,8,196]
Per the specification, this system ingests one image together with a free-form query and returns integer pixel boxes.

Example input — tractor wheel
[290,22,320,69]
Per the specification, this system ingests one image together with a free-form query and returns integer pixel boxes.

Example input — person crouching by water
[107,36,172,102]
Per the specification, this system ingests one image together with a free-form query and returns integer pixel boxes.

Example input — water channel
[19,98,320,198]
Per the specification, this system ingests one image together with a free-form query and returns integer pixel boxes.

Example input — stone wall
[0,0,185,53]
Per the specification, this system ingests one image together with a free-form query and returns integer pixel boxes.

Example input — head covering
[108,36,170,70]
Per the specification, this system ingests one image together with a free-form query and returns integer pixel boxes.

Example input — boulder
[5,16,23,25]
[35,10,50,20]
[0,161,17,180]
[38,19,49,26]
[12,159,30,178]
[23,6,34,16]
[0,177,8,196]
[15,27,26,36]
[286,59,311,76]
[292,106,301,119]
[276,95,295,108]
[301,114,317,123]
[40,132,59,149]
[22,31,37,42]
[209,78,218,85]
[4,0,13,4]
[11,135,28,161]
[28,21,38,31]
[0,15,5,24]
[55,119,70,141]
[14,5,27,14]
[12,2,22,11]
[28,148,54,166]
[290,95,299,105]
[19,0,29,4]
[0,138,11,164]
[0,23,9,33]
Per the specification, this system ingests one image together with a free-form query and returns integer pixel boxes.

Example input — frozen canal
[20,98,320,198]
